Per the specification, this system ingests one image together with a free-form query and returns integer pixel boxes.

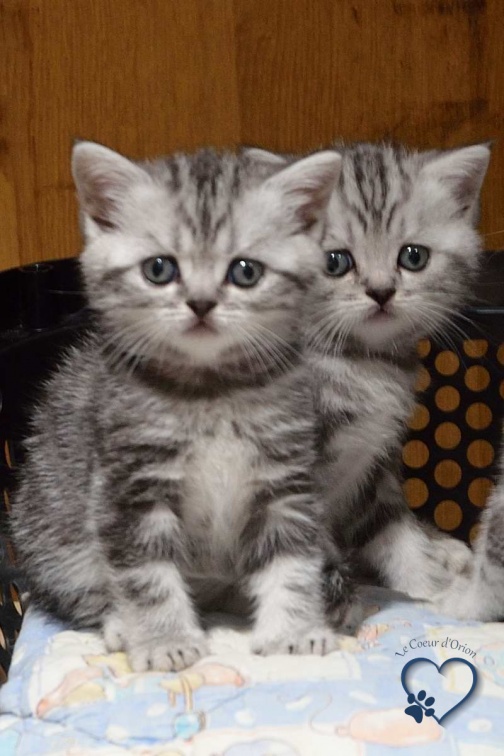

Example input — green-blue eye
[325,250,354,277]
[227,259,264,287]
[142,256,178,285]
[398,245,430,272]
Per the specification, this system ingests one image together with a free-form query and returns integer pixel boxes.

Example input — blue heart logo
[401,656,478,726]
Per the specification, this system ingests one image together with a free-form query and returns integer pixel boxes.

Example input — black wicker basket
[0,254,503,681]
[0,259,91,680]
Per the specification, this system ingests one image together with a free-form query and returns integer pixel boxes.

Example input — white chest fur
[182,417,256,572]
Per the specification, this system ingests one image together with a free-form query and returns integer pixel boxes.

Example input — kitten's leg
[355,472,473,599]
[104,562,208,672]
[246,553,344,655]
[431,563,502,620]
[316,366,472,598]
[433,490,504,620]
[100,486,207,672]
[361,516,471,599]
[240,493,352,654]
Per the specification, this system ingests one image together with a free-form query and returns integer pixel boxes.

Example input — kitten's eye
[142,256,178,285]
[325,250,354,277]
[227,259,264,287]
[398,245,430,272]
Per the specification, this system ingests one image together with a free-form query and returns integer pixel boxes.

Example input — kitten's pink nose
[366,288,396,307]
[187,299,217,318]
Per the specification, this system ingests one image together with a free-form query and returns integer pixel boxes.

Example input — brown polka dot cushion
[403,332,504,544]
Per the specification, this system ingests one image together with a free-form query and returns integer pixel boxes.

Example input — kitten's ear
[72,141,150,231]
[262,151,342,229]
[242,147,288,167]
[421,143,491,211]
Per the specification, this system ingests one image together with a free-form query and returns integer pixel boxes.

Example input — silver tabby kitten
[249,141,490,598]
[12,142,350,672]
[308,141,490,598]
[434,431,504,620]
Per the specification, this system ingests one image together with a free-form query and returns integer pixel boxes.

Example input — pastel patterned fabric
[1,588,503,755]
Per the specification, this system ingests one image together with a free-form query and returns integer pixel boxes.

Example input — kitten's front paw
[103,613,128,652]
[409,537,474,596]
[432,593,472,620]
[252,626,341,656]
[128,634,210,673]
[437,537,473,575]
[431,574,486,621]
[103,614,208,671]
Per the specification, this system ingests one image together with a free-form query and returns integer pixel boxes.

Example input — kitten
[434,431,504,620]
[11,142,351,672]
[308,141,490,598]
[248,141,490,598]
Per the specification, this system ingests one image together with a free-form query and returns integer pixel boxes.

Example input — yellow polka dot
[9,584,22,616]
[407,404,430,431]
[497,344,504,366]
[415,366,431,392]
[403,478,429,509]
[402,440,429,468]
[469,524,480,545]
[463,339,488,358]
[417,339,431,358]
[434,422,461,450]
[467,440,495,468]
[434,500,463,531]
[468,477,494,507]
[434,460,462,488]
[465,365,490,392]
[465,403,492,430]
[435,351,460,376]
[3,441,10,467]
[435,386,460,412]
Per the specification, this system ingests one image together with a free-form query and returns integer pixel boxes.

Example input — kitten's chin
[352,316,413,350]
[174,334,234,365]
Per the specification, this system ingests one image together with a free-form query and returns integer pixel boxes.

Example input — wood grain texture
[1,0,503,270]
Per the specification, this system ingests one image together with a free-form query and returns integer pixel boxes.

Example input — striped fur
[11,143,351,672]
[305,141,491,599]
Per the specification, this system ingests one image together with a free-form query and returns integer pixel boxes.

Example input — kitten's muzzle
[365,287,396,308]
[187,299,217,318]
[185,299,219,336]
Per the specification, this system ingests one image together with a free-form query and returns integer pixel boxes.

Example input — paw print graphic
[404,689,436,723]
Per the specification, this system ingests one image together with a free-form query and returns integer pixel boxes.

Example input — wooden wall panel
[1,0,503,271]
[234,0,504,247]
[0,0,240,268]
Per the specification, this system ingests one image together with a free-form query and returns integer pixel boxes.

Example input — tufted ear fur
[243,146,288,167]
[420,143,491,217]
[72,141,151,233]
[260,150,342,229]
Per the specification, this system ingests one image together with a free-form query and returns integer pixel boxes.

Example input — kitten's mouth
[185,320,218,336]
[367,308,395,322]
